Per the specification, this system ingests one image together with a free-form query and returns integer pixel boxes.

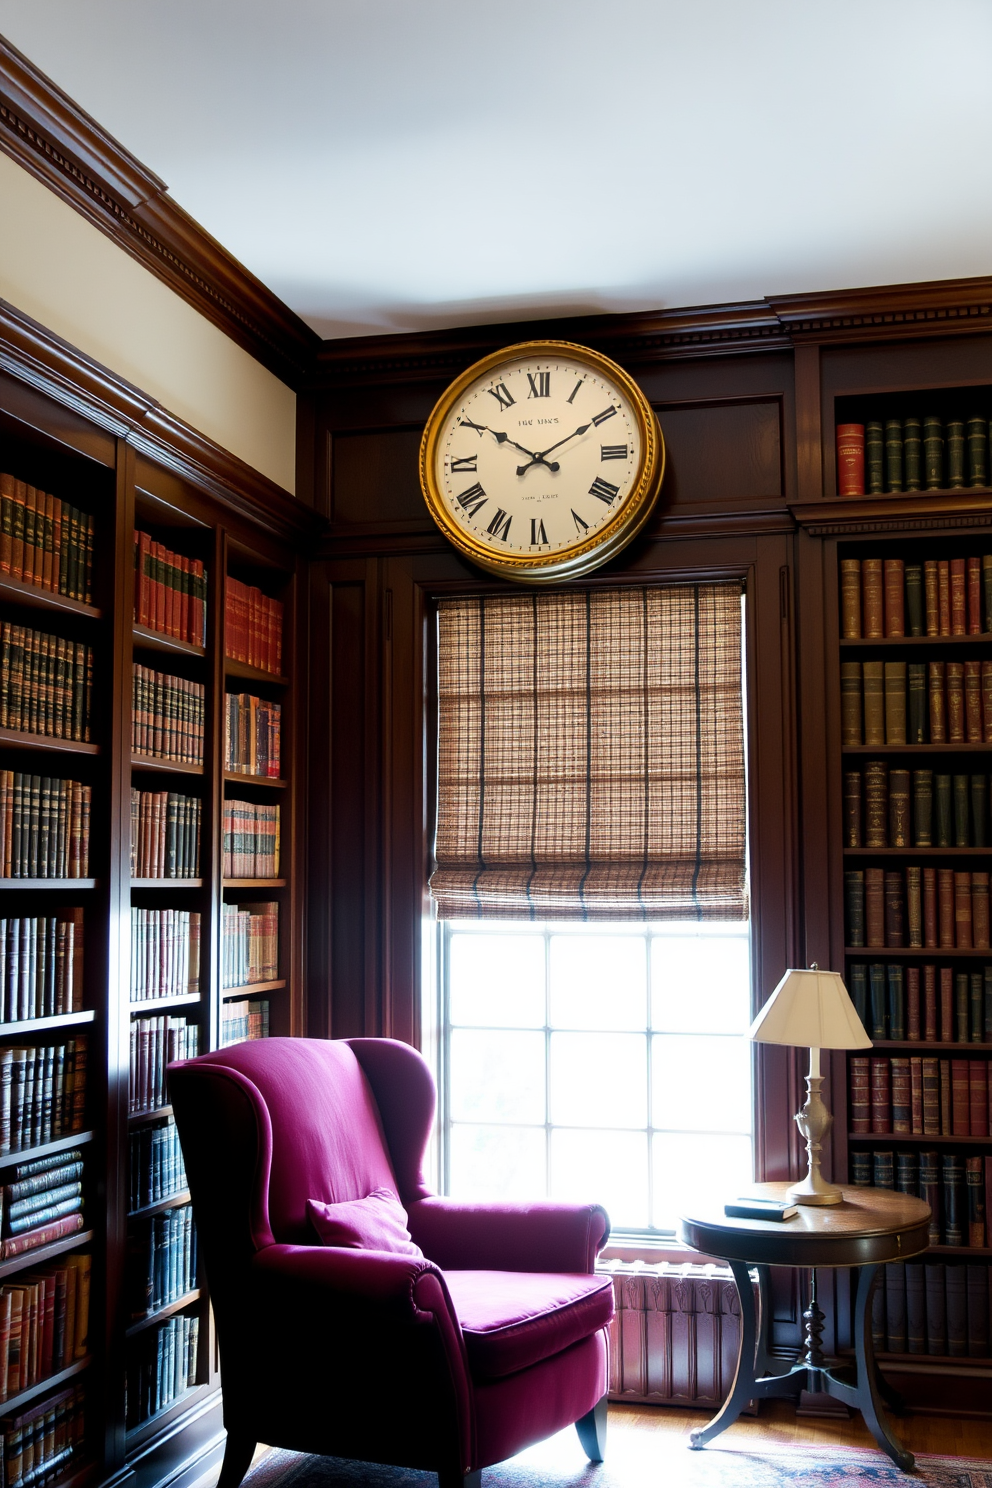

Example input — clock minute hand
[514,422,591,476]
[537,422,592,460]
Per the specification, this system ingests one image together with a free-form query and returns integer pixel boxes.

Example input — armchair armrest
[407,1198,610,1273]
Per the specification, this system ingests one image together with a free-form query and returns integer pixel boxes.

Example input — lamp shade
[748,967,872,1049]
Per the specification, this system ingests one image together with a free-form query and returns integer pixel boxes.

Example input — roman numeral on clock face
[571,509,590,534]
[488,383,515,411]
[527,372,551,399]
[450,455,478,473]
[601,444,628,461]
[530,518,549,546]
[456,483,487,517]
[591,405,618,427]
[459,417,486,436]
[589,477,619,504]
[486,508,512,541]
[567,379,585,404]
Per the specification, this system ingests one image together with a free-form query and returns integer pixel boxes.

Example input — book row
[0,1254,90,1404]
[850,1054,992,1137]
[222,801,280,879]
[224,693,281,778]
[134,532,207,648]
[128,1018,199,1116]
[839,555,992,638]
[0,626,91,742]
[843,764,991,848]
[872,1261,989,1358]
[845,867,992,949]
[0,912,84,1023]
[224,577,283,675]
[0,1151,85,1243]
[848,962,992,1043]
[0,776,90,880]
[851,1149,989,1249]
[129,1119,187,1214]
[126,1314,198,1429]
[221,902,279,989]
[220,999,270,1047]
[0,475,94,604]
[131,666,205,766]
[0,1382,86,1488]
[840,659,992,746]
[837,415,992,496]
[0,1051,87,1166]
[128,1205,197,1320]
[130,791,201,880]
[129,910,201,1004]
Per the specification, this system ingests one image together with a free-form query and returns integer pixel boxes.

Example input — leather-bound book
[909,1058,923,1134]
[866,867,886,946]
[905,563,924,636]
[836,425,866,496]
[866,422,884,494]
[850,1151,871,1185]
[862,559,884,637]
[848,963,868,1026]
[940,1057,952,1131]
[955,871,974,948]
[946,421,966,488]
[907,963,921,1039]
[985,554,992,631]
[983,661,992,743]
[849,1054,871,1133]
[967,415,988,487]
[950,557,967,634]
[905,1263,926,1356]
[964,660,982,742]
[986,1157,992,1245]
[888,963,906,1038]
[840,661,863,744]
[843,770,862,846]
[938,559,951,635]
[923,415,944,490]
[972,775,988,847]
[920,1156,942,1249]
[864,760,888,846]
[907,663,927,743]
[972,872,990,950]
[945,1264,967,1354]
[934,774,953,846]
[943,1153,966,1247]
[956,974,970,1042]
[923,964,938,1040]
[869,962,888,1039]
[839,558,862,636]
[891,1056,911,1132]
[874,1148,895,1188]
[966,1267,989,1357]
[845,870,866,946]
[889,769,910,846]
[938,867,956,946]
[952,1059,971,1135]
[923,867,938,947]
[913,769,933,845]
[922,1063,941,1137]
[885,1263,907,1352]
[946,662,965,741]
[941,971,955,1046]
[885,419,904,492]
[953,774,971,846]
[884,662,907,745]
[904,416,922,490]
[871,1056,892,1132]
[968,1063,988,1138]
[970,973,984,1044]
[986,967,992,1041]
[924,1261,947,1353]
[967,555,982,632]
[883,558,905,635]
[966,1158,986,1246]
[924,559,940,634]
[896,1150,918,1194]
[906,865,922,947]
[928,661,947,743]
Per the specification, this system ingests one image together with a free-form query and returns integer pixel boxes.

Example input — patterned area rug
[240,1434,992,1488]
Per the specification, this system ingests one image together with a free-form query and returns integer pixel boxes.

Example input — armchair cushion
[444,1269,613,1379]
[307,1189,424,1257]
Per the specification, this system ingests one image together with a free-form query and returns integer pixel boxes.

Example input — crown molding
[0,297,324,546]
[0,33,318,388]
[769,276,992,344]
[790,489,992,537]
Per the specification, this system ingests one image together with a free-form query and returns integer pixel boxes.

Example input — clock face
[421,341,664,583]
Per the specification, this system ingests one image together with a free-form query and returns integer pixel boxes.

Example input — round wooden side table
[677,1182,931,1470]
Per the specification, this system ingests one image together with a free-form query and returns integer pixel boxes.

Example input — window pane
[550,935,647,1030]
[653,1132,753,1232]
[449,933,545,1027]
[653,1033,752,1133]
[550,1032,646,1129]
[449,1125,546,1201]
[449,1029,545,1124]
[651,934,751,1034]
[552,1128,649,1231]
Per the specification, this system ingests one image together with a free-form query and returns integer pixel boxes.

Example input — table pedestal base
[688,1260,913,1472]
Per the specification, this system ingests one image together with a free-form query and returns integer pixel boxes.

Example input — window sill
[600,1237,725,1267]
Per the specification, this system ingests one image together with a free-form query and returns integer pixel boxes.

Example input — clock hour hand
[514,423,591,475]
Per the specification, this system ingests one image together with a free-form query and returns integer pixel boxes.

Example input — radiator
[600,1260,745,1407]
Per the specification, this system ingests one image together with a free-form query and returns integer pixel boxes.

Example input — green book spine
[967,415,988,486]
[848,963,868,1026]
[912,769,933,846]
[907,662,927,743]
[866,421,884,493]
[869,962,887,1038]
[903,416,922,489]
[953,773,970,846]
[885,418,903,491]
[970,973,983,1043]
[923,415,944,489]
[905,564,924,635]
[850,1150,872,1185]
[956,973,970,1042]
[946,419,966,488]
[971,776,987,848]
[934,774,953,846]
[887,963,906,1040]
[895,1152,917,1195]
[845,870,866,946]
[984,556,992,633]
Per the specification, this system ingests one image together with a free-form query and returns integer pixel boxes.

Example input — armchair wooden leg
[437,1472,481,1488]
[216,1433,257,1488]
[575,1394,608,1462]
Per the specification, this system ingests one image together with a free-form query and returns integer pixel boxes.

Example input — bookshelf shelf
[129,878,204,889]
[128,1191,191,1221]
[843,848,992,857]
[0,1010,95,1036]
[868,1040,992,1051]
[0,1132,94,1168]
[130,756,204,777]
[126,1290,202,1338]
[0,1228,94,1281]
[224,659,289,687]
[874,1352,992,1369]
[222,773,288,789]
[223,878,287,889]
[128,995,201,1013]
[221,979,286,999]
[124,1383,214,1450]
[128,1105,173,1126]
[0,1355,92,1417]
[845,946,992,958]
[840,635,992,648]
[842,745,992,755]
[928,1244,992,1257]
[848,1132,992,1145]
[0,729,99,756]
[0,576,102,622]
[0,879,97,890]
[132,624,206,660]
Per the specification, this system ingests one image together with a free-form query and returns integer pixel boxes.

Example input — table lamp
[748,964,872,1206]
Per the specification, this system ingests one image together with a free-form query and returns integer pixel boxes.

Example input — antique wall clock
[419,340,666,583]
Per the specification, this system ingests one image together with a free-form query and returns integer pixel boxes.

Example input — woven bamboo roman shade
[431,584,747,921]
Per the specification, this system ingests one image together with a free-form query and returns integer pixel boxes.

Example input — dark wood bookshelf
[224,659,289,687]
[868,1039,992,1051]
[128,1191,191,1221]
[0,1228,95,1280]
[132,624,206,659]
[845,946,992,958]
[0,575,102,621]
[0,879,97,889]
[221,979,285,999]
[124,1384,214,1450]
[129,879,204,889]
[130,755,204,776]
[128,1106,173,1126]
[842,744,992,755]
[874,1351,992,1368]
[223,878,287,889]
[0,1011,95,1036]
[128,995,201,1013]
[848,1132,991,1145]
[126,1290,202,1338]
[840,634,992,648]
[0,728,99,755]
[844,848,992,857]
[0,1131,94,1166]
[0,1355,92,1416]
[223,773,288,789]
[928,1244,992,1257]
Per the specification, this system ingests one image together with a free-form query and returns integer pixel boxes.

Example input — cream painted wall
[0,152,296,493]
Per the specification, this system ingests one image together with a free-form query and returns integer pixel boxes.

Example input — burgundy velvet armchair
[168,1037,613,1488]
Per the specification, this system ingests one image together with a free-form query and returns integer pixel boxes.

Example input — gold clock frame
[419,339,666,584]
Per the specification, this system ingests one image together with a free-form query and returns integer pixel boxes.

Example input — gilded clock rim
[419,339,665,583]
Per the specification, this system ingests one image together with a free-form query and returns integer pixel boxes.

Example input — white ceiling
[3,0,992,342]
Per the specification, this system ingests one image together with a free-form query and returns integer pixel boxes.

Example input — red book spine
[910,1056,923,1134]
[836,424,865,496]
[951,1058,971,1135]
[973,872,990,950]
[947,662,965,742]
[938,560,951,635]
[967,555,982,633]
[955,870,973,949]
[849,1055,871,1133]
[923,868,938,948]
[983,661,992,744]
[938,868,956,947]
[922,1057,941,1135]
[950,557,967,635]
[862,560,884,638]
[139,531,151,627]
[968,1061,988,1138]
[986,1158,992,1246]
[0,1213,83,1260]
[940,1058,952,1134]
[883,558,905,637]
[865,867,885,947]
[871,1057,892,1133]
[923,964,937,1040]
[940,967,954,1043]
[891,1057,911,1133]
[906,965,921,1040]
[965,660,982,742]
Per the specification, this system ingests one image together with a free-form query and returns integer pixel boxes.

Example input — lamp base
[791,1070,845,1206]
[787,1172,844,1207]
